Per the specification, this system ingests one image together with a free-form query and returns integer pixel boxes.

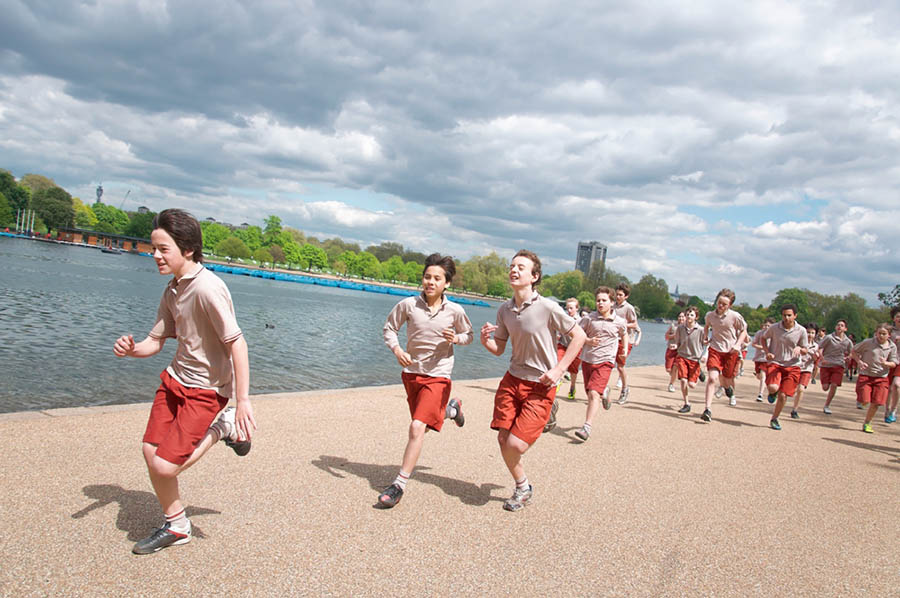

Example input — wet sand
[1,365,897,597]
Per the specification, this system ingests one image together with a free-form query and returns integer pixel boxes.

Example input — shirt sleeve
[198,281,243,343]
[453,305,474,346]
[148,290,176,339]
[382,300,408,350]
[548,301,577,337]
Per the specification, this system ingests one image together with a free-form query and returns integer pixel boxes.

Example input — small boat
[101,246,122,255]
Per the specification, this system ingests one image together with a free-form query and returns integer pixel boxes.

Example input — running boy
[819,320,854,414]
[760,303,809,430]
[612,283,641,404]
[665,312,685,393]
[557,298,583,401]
[674,306,705,414]
[572,287,627,442]
[788,323,820,419]
[113,208,256,554]
[852,324,898,433]
[751,318,775,401]
[480,250,586,511]
[885,307,900,423]
[701,289,748,421]
[378,253,473,508]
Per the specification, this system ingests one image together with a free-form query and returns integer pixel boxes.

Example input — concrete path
[1,365,897,597]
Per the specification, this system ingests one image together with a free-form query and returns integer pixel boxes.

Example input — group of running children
[113,208,898,555]
[662,295,900,432]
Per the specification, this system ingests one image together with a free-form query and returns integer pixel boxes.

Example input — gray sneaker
[132,522,191,554]
[823,406,832,415]
[543,400,559,433]
[574,426,590,441]
[446,398,465,427]
[213,407,251,456]
[617,387,629,405]
[503,485,533,512]
[602,388,611,410]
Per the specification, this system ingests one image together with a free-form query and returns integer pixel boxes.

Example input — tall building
[575,241,607,275]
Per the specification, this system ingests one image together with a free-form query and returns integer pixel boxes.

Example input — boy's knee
[408,420,427,438]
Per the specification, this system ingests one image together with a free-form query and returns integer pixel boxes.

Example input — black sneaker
[214,407,252,456]
[574,426,590,441]
[700,409,712,422]
[678,404,691,414]
[699,371,707,383]
[724,387,734,398]
[447,398,465,427]
[790,409,799,419]
[378,484,404,508]
[543,400,559,433]
[132,522,191,554]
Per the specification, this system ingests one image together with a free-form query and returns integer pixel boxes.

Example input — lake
[0,236,667,413]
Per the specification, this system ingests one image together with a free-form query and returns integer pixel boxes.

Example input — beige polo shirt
[704,309,746,353]
[578,311,626,365]
[149,264,243,398]
[761,321,809,368]
[383,294,474,379]
[675,323,705,361]
[817,333,853,367]
[853,338,898,378]
[493,292,578,382]
[614,300,639,342]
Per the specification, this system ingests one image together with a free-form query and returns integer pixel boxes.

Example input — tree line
[2,168,896,338]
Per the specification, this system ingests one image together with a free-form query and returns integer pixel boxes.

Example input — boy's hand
[441,327,456,344]
[393,347,413,367]
[791,346,802,357]
[766,352,775,361]
[234,399,257,441]
[480,323,497,345]
[858,360,868,370]
[540,366,562,387]
[113,334,135,357]
[587,335,601,347]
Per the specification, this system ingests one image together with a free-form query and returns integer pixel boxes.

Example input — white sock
[515,476,530,492]
[447,405,457,419]
[582,422,592,434]
[393,470,410,491]
[165,508,191,534]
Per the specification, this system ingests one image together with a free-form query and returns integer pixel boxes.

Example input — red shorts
[491,372,556,445]
[616,340,632,366]
[819,366,844,387]
[707,348,741,379]
[665,347,677,370]
[890,363,900,380]
[754,361,770,376]
[402,372,452,432]
[582,362,614,394]
[143,370,229,465]
[557,344,581,375]
[676,356,701,383]
[799,371,812,387]
[766,365,802,397]
[856,375,890,406]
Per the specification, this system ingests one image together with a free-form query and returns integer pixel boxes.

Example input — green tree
[124,211,155,238]
[768,288,813,324]
[687,296,712,320]
[214,236,251,260]
[92,202,129,233]
[252,247,273,265]
[366,241,404,262]
[577,290,596,311]
[200,222,232,253]
[268,244,285,264]
[283,226,305,245]
[322,238,361,262]
[401,250,427,265]
[0,191,12,226]
[72,197,98,228]
[555,270,586,301]
[630,274,673,319]
[354,251,382,278]
[335,250,359,274]
[300,243,328,270]
[233,225,263,252]
[263,215,282,245]
[404,260,424,283]
[32,186,74,232]
[20,173,56,194]
[381,255,406,281]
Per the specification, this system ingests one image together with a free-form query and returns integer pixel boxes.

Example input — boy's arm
[450,310,474,346]
[227,335,256,441]
[541,325,586,386]
[480,323,506,356]
[383,302,413,366]
[113,334,167,358]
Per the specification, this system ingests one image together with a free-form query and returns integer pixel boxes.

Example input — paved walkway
[1,365,897,597]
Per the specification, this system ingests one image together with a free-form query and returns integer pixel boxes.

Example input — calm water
[0,237,666,413]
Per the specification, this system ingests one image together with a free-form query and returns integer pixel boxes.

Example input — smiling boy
[760,303,809,430]
[113,208,256,554]
[480,250,586,511]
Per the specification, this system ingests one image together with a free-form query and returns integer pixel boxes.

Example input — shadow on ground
[72,484,220,541]
[311,455,504,507]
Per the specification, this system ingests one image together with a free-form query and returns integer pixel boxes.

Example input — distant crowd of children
[112,208,898,555]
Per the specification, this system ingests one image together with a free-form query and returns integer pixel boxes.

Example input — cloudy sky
[2,1,898,305]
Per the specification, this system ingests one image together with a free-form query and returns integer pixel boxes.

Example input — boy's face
[422,265,449,300]
[685,310,697,326]
[806,327,816,341]
[875,328,890,343]
[715,295,731,314]
[508,256,537,290]
[835,321,847,335]
[781,308,796,327]
[565,302,579,317]
[893,312,900,327]
[677,313,686,325]
[615,290,627,304]
[595,292,612,314]
[150,228,192,277]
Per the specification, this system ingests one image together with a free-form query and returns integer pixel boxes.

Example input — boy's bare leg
[680,380,690,404]
[791,387,805,413]
[887,380,899,416]
[617,365,628,389]
[142,431,218,517]
[583,390,601,426]
[497,429,529,482]
[704,369,721,411]
[863,402,879,425]
[772,392,788,420]
[400,420,427,473]
[823,384,838,408]
[757,373,766,397]
[669,367,678,387]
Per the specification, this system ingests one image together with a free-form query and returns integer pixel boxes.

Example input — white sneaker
[715,387,724,399]
[729,396,737,406]
[667,383,675,393]
[616,379,623,389]
[617,387,629,405]
[756,393,763,402]
[823,406,832,415]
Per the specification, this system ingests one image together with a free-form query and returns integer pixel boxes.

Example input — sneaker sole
[502,497,532,512]
[132,534,191,555]
[225,439,251,456]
